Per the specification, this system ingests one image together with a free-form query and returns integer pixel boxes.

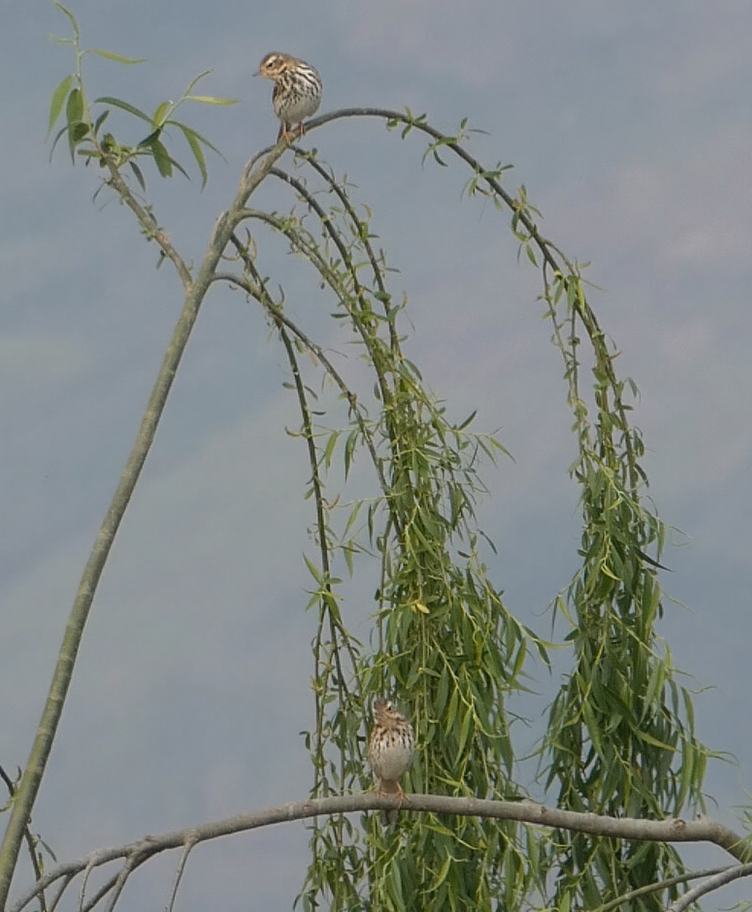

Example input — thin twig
[102,853,137,912]
[48,872,74,912]
[595,865,733,912]
[102,161,192,292]
[165,836,198,912]
[667,862,752,912]
[80,874,119,912]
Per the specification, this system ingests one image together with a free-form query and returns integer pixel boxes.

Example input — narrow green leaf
[48,74,74,135]
[65,87,83,125]
[322,430,340,470]
[69,122,89,143]
[150,138,173,178]
[152,100,173,128]
[137,129,162,149]
[174,122,208,186]
[129,160,147,192]
[681,685,696,733]
[168,155,191,181]
[169,120,223,157]
[342,541,354,577]
[95,96,150,122]
[48,123,70,159]
[426,854,453,894]
[87,48,146,64]
[457,410,477,431]
[642,661,665,717]
[53,2,80,43]
[457,704,473,756]
[631,727,676,755]
[92,109,110,137]
[186,94,237,106]
[181,69,213,96]
[677,740,694,808]
[303,554,323,586]
[65,109,89,163]
[344,430,357,479]
[446,685,459,733]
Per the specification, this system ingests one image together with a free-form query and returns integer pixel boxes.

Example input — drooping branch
[295,109,645,498]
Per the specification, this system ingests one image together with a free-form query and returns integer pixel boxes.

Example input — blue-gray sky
[2,1,751,909]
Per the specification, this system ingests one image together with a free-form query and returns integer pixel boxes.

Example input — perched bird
[367,697,414,827]
[256,52,322,142]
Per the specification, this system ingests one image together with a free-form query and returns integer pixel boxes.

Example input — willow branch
[218,244,389,497]
[102,160,193,291]
[293,153,402,353]
[11,796,750,912]
[300,108,641,491]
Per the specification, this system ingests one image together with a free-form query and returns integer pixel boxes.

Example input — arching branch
[10,795,749,912]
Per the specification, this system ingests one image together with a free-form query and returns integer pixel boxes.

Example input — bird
[255,52,322,142]
[367,697,415,827]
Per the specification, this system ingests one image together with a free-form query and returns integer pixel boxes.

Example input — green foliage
[220,122,712,908]
[229,159,545,910]
[48,2,233,187]
[245,134,711,909]
[534,266,709,910]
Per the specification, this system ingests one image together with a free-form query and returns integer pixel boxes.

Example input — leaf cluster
[47,2,233,187]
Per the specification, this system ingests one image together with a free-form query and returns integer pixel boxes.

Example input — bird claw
[277,123,307,144]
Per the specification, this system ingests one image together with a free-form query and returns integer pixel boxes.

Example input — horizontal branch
[10,793,749,912]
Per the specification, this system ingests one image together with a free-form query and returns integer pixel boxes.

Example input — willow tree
[1,7,744,912]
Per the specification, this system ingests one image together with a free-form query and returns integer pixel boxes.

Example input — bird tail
[381,808,399,828]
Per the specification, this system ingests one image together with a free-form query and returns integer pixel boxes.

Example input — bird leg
[374,778,406,802]
[277,122,307,143]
